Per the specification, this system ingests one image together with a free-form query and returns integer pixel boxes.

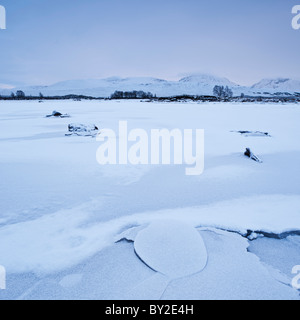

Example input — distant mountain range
[1,74,300,97]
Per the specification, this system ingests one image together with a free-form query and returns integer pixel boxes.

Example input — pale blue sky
[0,0,299,86]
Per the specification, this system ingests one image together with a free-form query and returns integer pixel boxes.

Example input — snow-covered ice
[134,220,208,278]
[0,99,299,300]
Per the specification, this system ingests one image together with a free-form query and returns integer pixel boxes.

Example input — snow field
[0,99,299,299]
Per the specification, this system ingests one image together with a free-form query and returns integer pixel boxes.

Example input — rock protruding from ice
[66,123,99,137]
[233,130,271,137]
[244,148,263,163]
[46,110,71,118]
[134,220,208,279]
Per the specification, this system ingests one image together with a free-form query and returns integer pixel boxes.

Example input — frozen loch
[0,99,299,300]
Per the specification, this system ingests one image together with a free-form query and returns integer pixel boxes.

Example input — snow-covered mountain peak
[252,78,300,92]
[1,74,299,97]
[179,74,235,86]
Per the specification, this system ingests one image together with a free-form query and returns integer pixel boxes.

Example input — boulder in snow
[46,110,70,118]
[232,130,271,137]
[244,148,263,163]
[66,123,99,137]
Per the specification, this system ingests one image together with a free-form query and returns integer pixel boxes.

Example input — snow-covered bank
[0,100,299,300]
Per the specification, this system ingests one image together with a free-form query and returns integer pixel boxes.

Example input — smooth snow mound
[134,220,207,279]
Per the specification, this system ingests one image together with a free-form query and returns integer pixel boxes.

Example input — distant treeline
[155,95,219,102]
[110,90,154,99]
[155,95,300,103]
[1,89,300,103]
[0,91,104,101]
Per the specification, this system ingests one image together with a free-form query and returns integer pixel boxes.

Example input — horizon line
[1,73,300,90]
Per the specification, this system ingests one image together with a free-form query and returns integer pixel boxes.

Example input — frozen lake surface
[0,99,299,300]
